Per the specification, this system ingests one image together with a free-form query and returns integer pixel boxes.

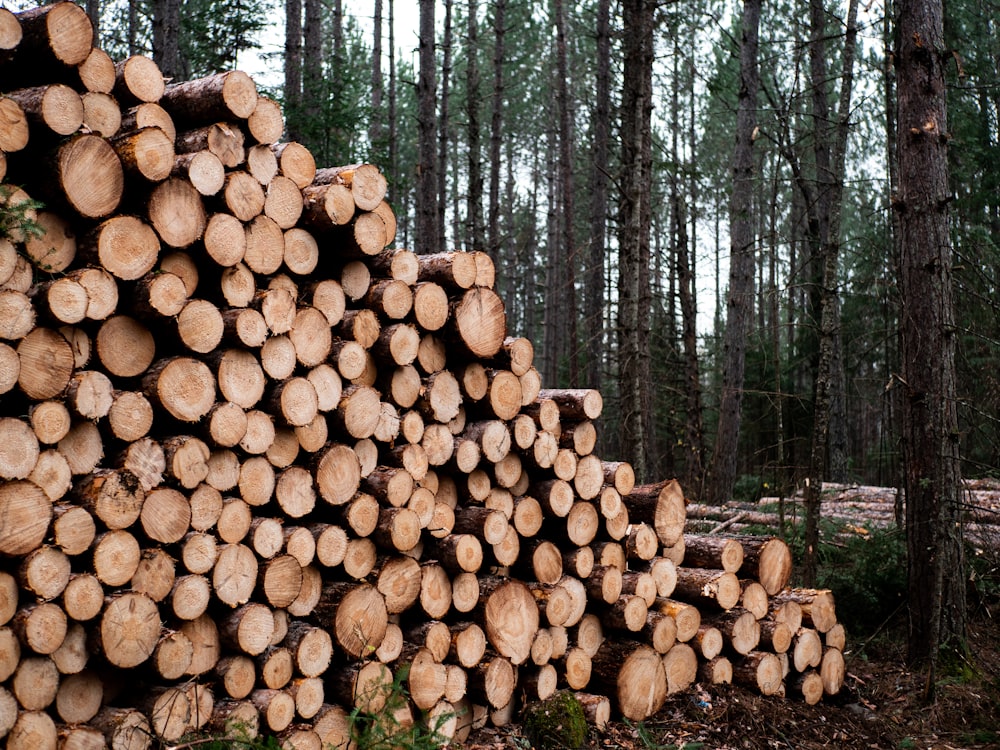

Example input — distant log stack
[0,4,846,746]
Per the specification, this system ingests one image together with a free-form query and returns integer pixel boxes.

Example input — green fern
[0,184,44,243]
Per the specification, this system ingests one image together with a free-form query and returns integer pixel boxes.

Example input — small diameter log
[161,71,258,124]
[789,669,825,705]
[314,163,388,211]
[682,533,745,572]
[537,388,603,420]
[759,618,793,654]
[704,608,760,656]
[6,83,83,136]
[13,602,67,656]
[820,646,845,695]
[672,567,741,611]
[791,627,824,672]
[698,656,733,685]
[652,598,701,643]
[112,126,174,182]
[772,588,838,633]
[174,150,226,196]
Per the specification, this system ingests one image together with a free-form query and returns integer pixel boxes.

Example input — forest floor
[463,613,1000,749]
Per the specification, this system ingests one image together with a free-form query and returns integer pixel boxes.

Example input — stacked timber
[0,5,847,747]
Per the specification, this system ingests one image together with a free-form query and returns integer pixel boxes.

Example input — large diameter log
[732,651,784,696]
[478,577,540,665]
[730,535,794,595]
[143,357,216,422]
[314,582,388,659]
[12,2,93,69]
[54,133,124,218]
[592,642,667,721]
[0,480,52,556]
[626,478,687,547]
[451,287,506,358]
[100,592,160,668]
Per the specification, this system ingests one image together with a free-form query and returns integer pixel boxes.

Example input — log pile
[0,4,847,747]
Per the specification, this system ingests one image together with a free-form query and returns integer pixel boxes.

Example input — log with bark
[0,47,853,746]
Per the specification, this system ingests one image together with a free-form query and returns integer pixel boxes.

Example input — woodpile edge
[0,4,846,747]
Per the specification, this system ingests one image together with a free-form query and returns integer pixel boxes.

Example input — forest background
[10,0,997,668]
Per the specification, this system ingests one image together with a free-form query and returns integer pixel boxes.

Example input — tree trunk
[487,0,506,264]
[151,0,182,80]
[706,0,760,505]
[802,0,860,586]
[585,0,610,397]
[616,0,655,480]
[436,0,452,253]
[895,0,966,677]
[466,0,485,254]
[416,0,438,253]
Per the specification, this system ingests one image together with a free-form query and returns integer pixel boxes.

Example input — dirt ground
[462,616,1000,750]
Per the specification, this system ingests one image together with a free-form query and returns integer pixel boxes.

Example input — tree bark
[706,0,760,505]
[416,0,438,253]
[895,0,966,676]
[616,0,656,480]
